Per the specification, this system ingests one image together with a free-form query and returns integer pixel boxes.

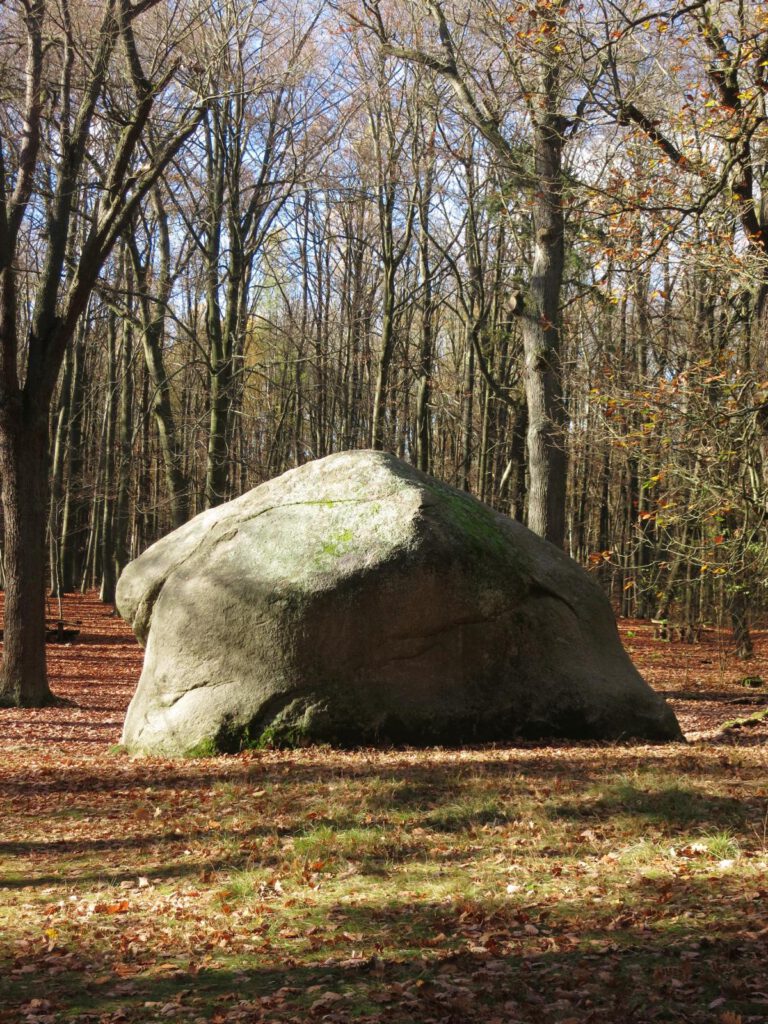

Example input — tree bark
[48,344,74,596]
[730,590,754,660]
[99,311,118,603]
[371,266,397,450]
[0,398,53,706]
[58,328,87,591]
[460,327,475,491]
[415,180,435,473]
[521,54,566,547]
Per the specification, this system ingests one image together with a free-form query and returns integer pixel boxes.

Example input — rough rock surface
[117,451,682,754]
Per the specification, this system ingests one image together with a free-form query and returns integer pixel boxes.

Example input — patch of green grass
[552,772,747,829]
[221,867,270,901]
[423,797,513,832]
[292,824,407,866]
[616,838,667,867]
[701,828,741,859]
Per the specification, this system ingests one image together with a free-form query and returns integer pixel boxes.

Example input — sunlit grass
[2,742,768,1023]
[700,828,741,860]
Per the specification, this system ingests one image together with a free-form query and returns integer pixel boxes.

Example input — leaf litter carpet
[0,593,767,1024]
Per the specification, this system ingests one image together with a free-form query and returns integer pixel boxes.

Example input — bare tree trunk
[371,271,396,450]
[521,54,566,546]
[49,344,75,595]
[415,152,435,474]
[99,311,118,603]
[55,323,88,592]
[0,401,53,706]
[731,590,753,660]
[114,288,134,577]
[506,398,528,522]
[460,327,475,491]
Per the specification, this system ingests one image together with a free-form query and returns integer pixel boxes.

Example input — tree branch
[617,102,689,168]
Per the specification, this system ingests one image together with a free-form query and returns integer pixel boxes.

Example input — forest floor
[1,593,767,1024]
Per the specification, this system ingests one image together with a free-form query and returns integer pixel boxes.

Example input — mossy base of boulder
[221,698,332,752]
[184,697,678,755]
[183,737,221,759]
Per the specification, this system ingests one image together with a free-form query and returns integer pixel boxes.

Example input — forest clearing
[1,592,767,1024]
[3,0,768,1018]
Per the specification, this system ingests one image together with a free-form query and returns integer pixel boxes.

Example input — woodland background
[3,0,768,650]
[4,5,768,1019]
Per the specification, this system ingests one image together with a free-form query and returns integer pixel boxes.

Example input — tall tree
[359,0,570,544]
[192,0,323,507]
[0,0,203,706]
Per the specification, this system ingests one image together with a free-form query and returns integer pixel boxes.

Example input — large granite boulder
[117,450,682,754]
